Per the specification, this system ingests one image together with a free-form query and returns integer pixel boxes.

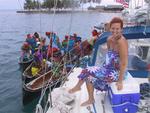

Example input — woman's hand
[116,81,123,90]
[112,34,122,40]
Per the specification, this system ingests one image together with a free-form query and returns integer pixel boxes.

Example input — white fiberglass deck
[46,68,148,113]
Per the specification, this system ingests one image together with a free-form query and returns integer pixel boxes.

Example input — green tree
[33,0,40,9]
[24,0,41,10]
[42,0,55,9]
[62,0,72,8]
[41,0,79,9]
[24,0,33,10]
[57,0,63,9]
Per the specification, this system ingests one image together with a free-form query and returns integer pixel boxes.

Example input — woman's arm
[117,37,128,90]
[107,37,111,49]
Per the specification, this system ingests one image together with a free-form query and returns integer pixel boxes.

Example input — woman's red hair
[110,17,123,29]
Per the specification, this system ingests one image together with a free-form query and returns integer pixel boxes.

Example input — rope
[36,31,92,112]
[46,36,92,75]
[38,0,42,35]
[35,41,91,112]
[50,0,59,63]
[92,103,97,113]
[68,1,74,35]
[46,0,81,85]
[65,0,75,64]
[35,104,43,113]
[137,0,140,7]
[35,1,85,112]
[51,0,58,32]
[138,100,150,112]
[36,0,59,111]
[17,0,23,10]
[35,52,77,113]
[42,53,84,112]
[35,64,76,113]
[43,99,50,113]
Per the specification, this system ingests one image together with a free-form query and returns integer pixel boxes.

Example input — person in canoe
[33,32,40,42]
[26,33,39,54]
[68,17,128,106]
[46,32,62,59]
[20,42,32,62]
[31,45,49,76]
[39,37,47,59]
[62,35,69,53]
[72,29,100,58]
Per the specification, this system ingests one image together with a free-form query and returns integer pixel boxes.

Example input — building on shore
[82,0,125,12]
[81,0,102,3]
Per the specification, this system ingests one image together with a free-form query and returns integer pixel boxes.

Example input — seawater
[0,10,121,113]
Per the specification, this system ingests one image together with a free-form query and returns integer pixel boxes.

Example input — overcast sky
[0,0,25,10]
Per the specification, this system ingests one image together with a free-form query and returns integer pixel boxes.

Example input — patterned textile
[78,50,126,91]
[34,50,43,64]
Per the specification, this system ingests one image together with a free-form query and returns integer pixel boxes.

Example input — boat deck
[46,68,149,113]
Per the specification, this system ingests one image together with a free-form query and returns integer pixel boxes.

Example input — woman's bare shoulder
[118,36,128,46]
[117,36,125,41]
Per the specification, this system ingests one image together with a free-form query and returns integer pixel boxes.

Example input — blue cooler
[108,72,140,113]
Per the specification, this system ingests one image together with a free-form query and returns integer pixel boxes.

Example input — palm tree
[24,0,33,10]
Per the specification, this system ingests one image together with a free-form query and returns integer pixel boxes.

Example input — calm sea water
[0,10,121,113]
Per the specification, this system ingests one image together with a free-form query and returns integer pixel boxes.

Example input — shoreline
[16,10,88,14]
[16,9,122,14]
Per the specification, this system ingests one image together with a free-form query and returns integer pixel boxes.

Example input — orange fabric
[47,46,59,57]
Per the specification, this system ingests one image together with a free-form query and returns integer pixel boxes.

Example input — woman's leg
[81,82,94,106]
[68,79,84,93]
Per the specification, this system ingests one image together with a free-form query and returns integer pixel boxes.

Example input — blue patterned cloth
[78,50,127,91]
